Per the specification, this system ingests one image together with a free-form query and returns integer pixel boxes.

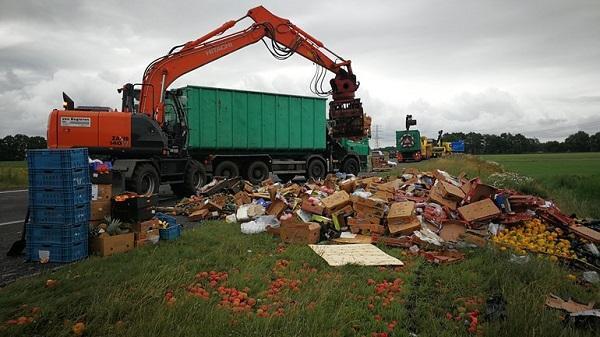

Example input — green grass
[480,153,600,218]
[392,154,600,218]
[1,222,598,337]
[480,153,600,179]
[0,161,27,191]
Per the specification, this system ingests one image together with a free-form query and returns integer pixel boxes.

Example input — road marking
[0,220,24,227]
[0,189,28,194]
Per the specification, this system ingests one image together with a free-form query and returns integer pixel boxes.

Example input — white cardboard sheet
[308,244,404,267]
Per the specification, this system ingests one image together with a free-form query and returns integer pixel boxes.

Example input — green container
[396,130,421,153]
[175,86,327,151]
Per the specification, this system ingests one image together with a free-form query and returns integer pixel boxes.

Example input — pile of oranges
[491,219,577,261]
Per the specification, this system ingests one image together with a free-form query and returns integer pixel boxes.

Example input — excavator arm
[132,6,364,138]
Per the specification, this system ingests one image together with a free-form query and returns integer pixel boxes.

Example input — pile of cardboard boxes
[89,170,161,257]
[171,168,599,266]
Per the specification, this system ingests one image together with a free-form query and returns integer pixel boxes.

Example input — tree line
[0,134,47,161]
[443,131,600,154]
[376,130,600,154]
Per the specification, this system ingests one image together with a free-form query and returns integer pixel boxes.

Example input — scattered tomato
[72,322,85,336]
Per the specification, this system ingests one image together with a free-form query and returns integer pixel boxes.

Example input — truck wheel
[129,163,160,195]
[247,160,269,184]
[171,160,207,197]
[214,160,239,178]
[307,159,326,180]
[341,157,360,176]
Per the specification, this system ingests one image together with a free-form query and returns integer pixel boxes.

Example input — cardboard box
[132,219,160,233]
[233,191,251,206]
[339,179,356,193]
[135,228,159,241]
[354,211,382,224]
[280,222,321,244]
[321,190,350,211]
[388,217,420,235]
[353,203,385,218]
[458,198,501,222]
[347,218,386,235]
[91,171,113,185]
[428,185,458,210]
[266,199,287,217]
[91,184,112,201]
[90,233,134,257]
[301,199,324,215]
[387,201,416,223]
[439,181,466,201]
[351,196,386,211]
[90,200,111,221]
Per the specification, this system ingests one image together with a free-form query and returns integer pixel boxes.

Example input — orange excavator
[47,6,366,195]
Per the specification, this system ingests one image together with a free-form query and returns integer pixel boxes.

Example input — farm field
[480,153,600,179]
[0,161,27,191]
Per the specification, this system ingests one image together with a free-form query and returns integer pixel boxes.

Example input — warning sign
[60,117,91,127]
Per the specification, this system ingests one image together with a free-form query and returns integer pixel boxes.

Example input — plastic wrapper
[240,215,280,234]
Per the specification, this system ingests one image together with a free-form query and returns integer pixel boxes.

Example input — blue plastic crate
[30,203,90,224]
[27,148,88,170]
[159,225,181,241]
[29,185,91,207]
[155,212,177,227]
[28,167,90,188]
[26,222,88,244]
[26,240,88,263]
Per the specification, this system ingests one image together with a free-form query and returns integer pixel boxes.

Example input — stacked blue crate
[26,148,90,263]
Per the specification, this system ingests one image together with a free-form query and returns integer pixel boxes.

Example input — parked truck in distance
[164,86,367,191]
[396,115,430,162]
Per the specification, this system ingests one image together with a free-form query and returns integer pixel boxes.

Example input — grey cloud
[0,0,599,143]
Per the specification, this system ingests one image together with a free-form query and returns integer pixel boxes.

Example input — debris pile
[171,169,599,267]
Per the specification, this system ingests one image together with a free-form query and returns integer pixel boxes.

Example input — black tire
[171,160,207,197]
[129,163,159,195]
[277,174,296,183]
[246,160,269,184]
[306,158,326,180]
[341,157,360,176]
[214,160,239,178]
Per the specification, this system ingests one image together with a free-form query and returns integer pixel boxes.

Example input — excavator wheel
[214,160,240,179]
[171,160,206,197]
[247,160,269,184]
[341,157,360,176]
[129,163,160,195]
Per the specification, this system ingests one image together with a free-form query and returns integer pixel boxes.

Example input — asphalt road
[0,187,180,286]
[0,189,28,225]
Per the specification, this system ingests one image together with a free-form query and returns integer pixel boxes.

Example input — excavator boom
[134,6,364,138]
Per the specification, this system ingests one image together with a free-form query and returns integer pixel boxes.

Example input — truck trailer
[164,86,366,190]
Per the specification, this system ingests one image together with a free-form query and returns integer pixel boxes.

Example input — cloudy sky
[1,0,599,146]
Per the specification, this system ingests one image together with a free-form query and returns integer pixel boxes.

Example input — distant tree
[544,141,563,153]
[0,134,47,161]
[590,132,600,152]
[564,131,590,152]
[27,136,47,150]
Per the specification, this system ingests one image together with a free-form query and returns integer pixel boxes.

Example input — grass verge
[1,221,598,337]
